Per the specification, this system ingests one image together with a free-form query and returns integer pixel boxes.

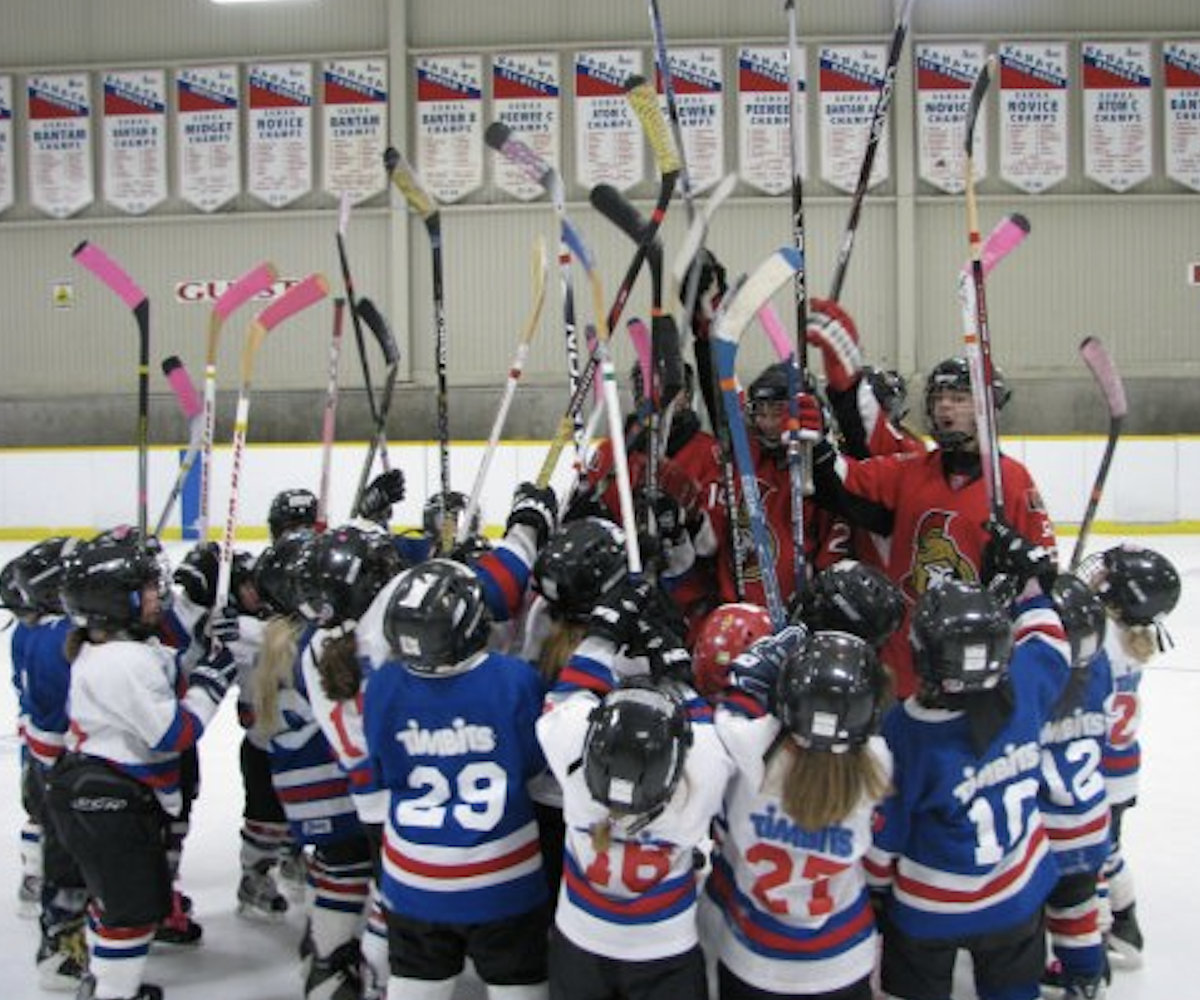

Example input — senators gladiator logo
[902,509,978,601]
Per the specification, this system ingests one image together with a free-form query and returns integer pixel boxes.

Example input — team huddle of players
[2,287,1183,1000]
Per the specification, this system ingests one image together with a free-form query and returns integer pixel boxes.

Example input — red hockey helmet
[692,602,773,697]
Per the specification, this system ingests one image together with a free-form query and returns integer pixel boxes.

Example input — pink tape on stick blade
[1080,336,1128,419]
[162,356,203,420]
[72,241,147,309]
[255,274,329,331]
[627,318,653,395]
[979,213,1031,278]
[213,262,278,322]
[756,302,793,361]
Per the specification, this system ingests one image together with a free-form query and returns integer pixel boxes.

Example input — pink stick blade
[757,302,793,361]
[1080,336,1128,420]
[627,318,653,395]
[979,213,1031,279]
[72,241,147,310]
[255,274,329,332]
[213,261,279,322]
[162,356,203,419]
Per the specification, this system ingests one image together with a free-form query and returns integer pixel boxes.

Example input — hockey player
[363,558,552,1000]
[865,572,1072,1000]
[1037,574,1112,1000]
[46,532,239,1000]
[812,356,1058,696]
[703,628,892,999]
[268,487,319,541]
[536,582,735,1000]
[796,559,906,653]
[690,602,773,699]
[1078,543,1181,971]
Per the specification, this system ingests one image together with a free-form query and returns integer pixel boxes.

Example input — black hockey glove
[189,646,238,702]
[731,624,808,709]
[506,482,558,550]
[359,469,406,524]
[637,486,686,544]
[588,579,652,650]
[982,518,1057,600]
[206,604,241,649]
[174,543,219,608]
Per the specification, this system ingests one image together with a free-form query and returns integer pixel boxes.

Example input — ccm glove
[805,297,863,393]
[506,482,559,550]
[359,469,406,524]
[731,624,808,708]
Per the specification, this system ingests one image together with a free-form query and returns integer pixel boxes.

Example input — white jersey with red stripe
[1100,628,1144,807]
[704,707,889,994]
[865,598,1071,939]
[537,679,735,962]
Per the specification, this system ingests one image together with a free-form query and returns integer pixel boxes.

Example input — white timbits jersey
[66,636,224,816]
[537,686,734,962]
[706,708,889,994]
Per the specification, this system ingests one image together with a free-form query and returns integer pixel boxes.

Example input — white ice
[1,537,1195,1000]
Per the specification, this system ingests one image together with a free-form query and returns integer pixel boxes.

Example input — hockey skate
[37,923,87,992]
[153,889,202,946]
[75,974,164,1000]
[19,872,43,919]
[305,940,363,1000]
[236,861,289,922]
[1063,975,1107,999]
[278,844,308,901]
[1105,904,1144,969]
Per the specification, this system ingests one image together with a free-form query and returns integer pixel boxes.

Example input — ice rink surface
[0,536,1195,1000]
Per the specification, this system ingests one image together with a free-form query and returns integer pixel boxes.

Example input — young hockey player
[46,532,238,1000]
[690,602,773,699]
[865,573,1072,1000]
[1078,543,1181,971]
[704,628,892,999]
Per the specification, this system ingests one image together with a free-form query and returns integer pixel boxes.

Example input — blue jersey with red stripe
[13,617,73,766]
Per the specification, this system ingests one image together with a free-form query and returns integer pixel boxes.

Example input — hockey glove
[982,518,1057,599]
[174,543,219,608]
[359,469,406,524]
[506,482,558,550]
[189,646,238,702]
[588,579,652,650]
[806,297,863,393]
[794,392,826,444]
[731,624,808,708]
[206,604,241,648]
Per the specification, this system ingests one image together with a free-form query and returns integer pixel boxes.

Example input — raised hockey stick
[315,297,346,532]
[199,261,279,540]
[215,274,329,609]
[351,297,401,519]
[71,241,151,539]
[961,56,1005,522]
[153,356,205,539]
[385,145,454,554]
[713,248,806,629]
[647,0,696,222]
[1070,337,1128,570]
[459,239,549,545]
[826,0,916,303]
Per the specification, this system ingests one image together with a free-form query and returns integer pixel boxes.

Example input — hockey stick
[315,298,346,532]
[215,274,329,609]
[826,0,916,303]
[459,239,549,545]
[153,357,205,538]
[713,249,805,629]
[647,0,696,222]
[351,297,401,519]
[962,55,1005,523]
[72,241,151,539]
[385,145,454,554]
[199,261,279,540]
[483,122,585,465]
[1070,337,1128,570]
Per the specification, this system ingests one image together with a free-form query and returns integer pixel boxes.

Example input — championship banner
[0,76,12,215]
[998,42,1069,194]
[27,72,94,219]
[1082,42,1152,193]
[915,44,988,194]
[176,65,240,213]
[574,49,644,192]
[322,58,388,205]
[1164,41,1200,192]
[657,46,724,194]
[737,46,804,196]
[247,62,313,209]
[818,45,889,194]
[102,69,167,215]
[415,54,484,204]
[492,52,560,202]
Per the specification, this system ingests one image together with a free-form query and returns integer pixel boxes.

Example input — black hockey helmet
[1049,573,1107,670]
[384,558,491,674]
[583,677,692,817]
[10,536,79,616]
[0,560,33,615]
[268,488,318,542]
[422,490,478,541]
[923,356,1010,449]
[255,527,315,616]
[295,524,403,628]
[911,580,1013,694]
[799,560,905,649]
[532,518,628,623]
[1079,544,1180,628]
[776,631,886,752]
[60,535,171,634]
